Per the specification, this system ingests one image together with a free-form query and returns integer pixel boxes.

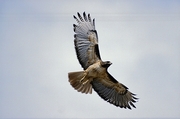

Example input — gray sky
[0,0,180,118]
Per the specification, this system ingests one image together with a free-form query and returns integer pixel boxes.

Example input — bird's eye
[107,61,111,64]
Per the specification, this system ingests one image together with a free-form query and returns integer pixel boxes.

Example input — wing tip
[92,80,138,109]
[83,12,88,21]
[74,12,93,22]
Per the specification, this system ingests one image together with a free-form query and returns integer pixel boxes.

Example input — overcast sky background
[0,0,180,118]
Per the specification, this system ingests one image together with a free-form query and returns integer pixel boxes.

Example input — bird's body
[68,12,138,109]
[69,60,110,94]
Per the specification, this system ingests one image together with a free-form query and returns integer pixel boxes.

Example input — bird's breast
[85,61,107,78]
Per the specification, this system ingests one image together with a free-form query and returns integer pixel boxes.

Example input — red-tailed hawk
[68,12,138,109]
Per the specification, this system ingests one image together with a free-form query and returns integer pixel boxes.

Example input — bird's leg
[80,71,89,85]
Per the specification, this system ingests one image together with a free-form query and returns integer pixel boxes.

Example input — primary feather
[73,12,100,70]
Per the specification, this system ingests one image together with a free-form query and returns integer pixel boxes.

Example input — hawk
[68,12,138,109]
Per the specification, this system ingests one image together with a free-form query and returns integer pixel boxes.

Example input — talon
[80,71,89,85]
[82,79,89,85]
[80,71,86,82]
[80,75,85,82]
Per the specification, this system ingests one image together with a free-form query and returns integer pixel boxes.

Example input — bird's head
[101,61,112,68]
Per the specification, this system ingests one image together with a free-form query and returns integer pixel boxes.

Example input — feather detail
[68,71,92,94]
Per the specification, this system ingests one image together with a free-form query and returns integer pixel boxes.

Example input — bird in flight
[68,12,138,109]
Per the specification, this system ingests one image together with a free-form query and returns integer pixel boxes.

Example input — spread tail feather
[68,71,92,94]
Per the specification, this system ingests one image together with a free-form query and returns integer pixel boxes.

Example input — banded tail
[68,71,92,94]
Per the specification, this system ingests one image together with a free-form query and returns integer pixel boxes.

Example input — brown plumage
[68,12,138,109]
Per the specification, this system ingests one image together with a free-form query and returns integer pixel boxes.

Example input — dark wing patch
[107,72,119,83]
[92,74,138,109]
[94,44,101,60]
[73,12,101,69]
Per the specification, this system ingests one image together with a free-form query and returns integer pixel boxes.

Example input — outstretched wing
[73,12,101,70]
[92,73,138,109]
